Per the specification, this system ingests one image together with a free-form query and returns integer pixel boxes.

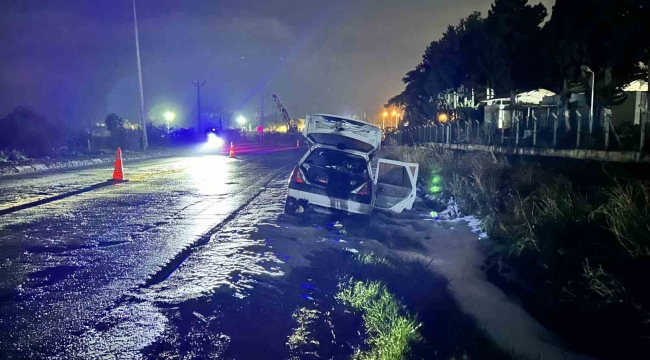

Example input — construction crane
[272,94,298,133]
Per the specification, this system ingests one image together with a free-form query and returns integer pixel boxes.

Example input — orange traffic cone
[111,147,125,181]
[296,140,300,148]
[229,142,236,158]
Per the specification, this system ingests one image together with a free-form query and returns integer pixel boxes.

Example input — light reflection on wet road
[0,151,304,358]
[0,149,472,360]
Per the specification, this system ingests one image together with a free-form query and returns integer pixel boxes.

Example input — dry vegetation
[379,145,650,359]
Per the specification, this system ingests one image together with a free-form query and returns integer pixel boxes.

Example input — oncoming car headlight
[206,132,224,149]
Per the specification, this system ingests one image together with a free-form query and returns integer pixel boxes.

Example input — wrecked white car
[285,114,419,219]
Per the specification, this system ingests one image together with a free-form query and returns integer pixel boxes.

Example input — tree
[388,0,649,128]
[388,12,491,126]
[483,0,548,95]
[0,107,63,157]
[105,113,126,134]
[543,0,649,106]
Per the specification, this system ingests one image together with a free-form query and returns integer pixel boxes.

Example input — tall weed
[593,181,650,258]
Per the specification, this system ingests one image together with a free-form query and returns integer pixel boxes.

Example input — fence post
[552,112,558,148]
[475,120,480,143]
[604,108,611,150]
[515,112,520,146]
[532,110,538,147]
[640,105,647,157]
[501,126,505,145]
[456,122,460,142]
[447,124,451,144]
[576,111,582,149]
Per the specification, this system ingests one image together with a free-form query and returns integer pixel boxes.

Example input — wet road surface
[0,148,571,360]
[0,150,306,358]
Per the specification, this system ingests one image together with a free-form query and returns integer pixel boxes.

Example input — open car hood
[303,114,382,154]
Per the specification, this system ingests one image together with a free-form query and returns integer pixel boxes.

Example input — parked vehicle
[285,114,418,219]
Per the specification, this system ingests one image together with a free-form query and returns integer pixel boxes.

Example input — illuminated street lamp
[163,110,176,133]
[382,111,388,129]
[392,110,397,127]
[237,115,246,130]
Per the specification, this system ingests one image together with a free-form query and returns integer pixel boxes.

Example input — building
[613,80,648,127]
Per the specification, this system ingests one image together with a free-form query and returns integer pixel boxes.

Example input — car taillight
[290,166,305,184]
[357,182,370,196]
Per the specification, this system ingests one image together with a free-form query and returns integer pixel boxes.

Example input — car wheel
[284,197,298,216]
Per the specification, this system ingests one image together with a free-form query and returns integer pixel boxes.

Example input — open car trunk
[300,148,371,198]
[303,114,382,154]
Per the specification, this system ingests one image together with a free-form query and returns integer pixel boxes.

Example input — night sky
[0,0,555,128]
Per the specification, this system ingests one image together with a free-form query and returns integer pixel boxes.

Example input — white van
[285,114,419,219]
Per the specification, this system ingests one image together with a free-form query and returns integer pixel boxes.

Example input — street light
[163,110,176,133]
[382,111,388,129]
[392,110,397,127]
[237,115,246,130]
[581,65,595,136]
[132,0,147,149]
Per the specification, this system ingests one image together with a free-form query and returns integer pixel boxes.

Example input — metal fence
[395,105,649,155]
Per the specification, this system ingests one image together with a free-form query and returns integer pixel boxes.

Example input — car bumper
[287,188,373,215]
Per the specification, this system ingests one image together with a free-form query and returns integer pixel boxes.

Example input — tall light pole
[392,110,397,127]
[132,0,147,149]
[581,65,595,137]
[382,111,388,129]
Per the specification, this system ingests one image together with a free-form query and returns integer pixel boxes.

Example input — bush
[594,181,650,258]
[0,107,64,157]
[382,145,650,358]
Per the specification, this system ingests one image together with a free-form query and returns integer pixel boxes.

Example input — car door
[372,158,419,213]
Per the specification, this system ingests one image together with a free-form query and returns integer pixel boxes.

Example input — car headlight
[206,133,224,148]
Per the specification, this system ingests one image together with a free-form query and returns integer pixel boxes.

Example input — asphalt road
[0,148,597,360]
[0,149,318,359]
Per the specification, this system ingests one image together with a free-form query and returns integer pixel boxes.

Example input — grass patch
[357,252,393,267]
[336,278,422,360]
[287,307,320,351]
[380,145,650,359]
[0,149,28,162]
[593,181,650,258]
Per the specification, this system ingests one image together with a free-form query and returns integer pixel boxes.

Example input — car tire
[284,197,298,216]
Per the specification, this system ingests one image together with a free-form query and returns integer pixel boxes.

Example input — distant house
[516,89,556,105]
[613,80,648,126]
[482,89,557,129]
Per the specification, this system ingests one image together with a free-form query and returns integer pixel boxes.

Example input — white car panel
[373,158,419,213]
[287,188,373,215]
[303,114,382,154]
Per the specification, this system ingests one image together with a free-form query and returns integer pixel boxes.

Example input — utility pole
[192,80,206,133]
[260,92,265,143]
[132,0,147,149]
[88,117,93,151]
